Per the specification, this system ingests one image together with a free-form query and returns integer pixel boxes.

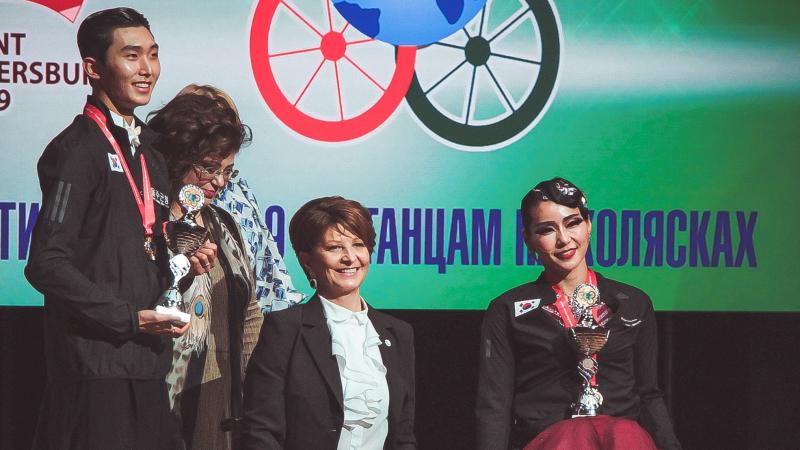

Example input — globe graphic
[332,0,488,46]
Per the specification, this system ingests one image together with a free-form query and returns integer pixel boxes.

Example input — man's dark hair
[77,7,151,62]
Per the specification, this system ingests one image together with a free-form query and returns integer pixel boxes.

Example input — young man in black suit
[25,7,216,449]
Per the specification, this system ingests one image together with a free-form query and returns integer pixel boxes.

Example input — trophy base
[571,387,603,418]
[155,305,190,325]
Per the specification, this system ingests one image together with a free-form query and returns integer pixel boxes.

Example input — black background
[2,308,798,449]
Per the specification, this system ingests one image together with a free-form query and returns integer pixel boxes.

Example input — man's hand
[138,310,190,337]
[189,241,218,276]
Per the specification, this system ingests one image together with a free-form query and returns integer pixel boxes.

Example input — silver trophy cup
[569,325,610,417]
[155,185,209,324]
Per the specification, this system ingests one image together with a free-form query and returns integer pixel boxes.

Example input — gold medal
[144,235,156,260]
[572,283,599,308]
[179,184,205,214]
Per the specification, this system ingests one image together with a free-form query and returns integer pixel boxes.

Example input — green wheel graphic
[404,0,561,150]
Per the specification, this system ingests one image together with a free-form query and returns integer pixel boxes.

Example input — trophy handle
[153,254,193,325]
[169,254,191,283]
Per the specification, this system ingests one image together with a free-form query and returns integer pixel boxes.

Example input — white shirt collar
[109,109,141,153]
[319,295,369,326]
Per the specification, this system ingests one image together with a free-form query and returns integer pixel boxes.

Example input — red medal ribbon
[552,268,600,385]
[84,103,156,243]
[551,268,597,328]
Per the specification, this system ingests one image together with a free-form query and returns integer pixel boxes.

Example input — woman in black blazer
[476,178,681,450]
[242,196,416,450]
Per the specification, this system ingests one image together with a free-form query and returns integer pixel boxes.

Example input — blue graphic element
[194,301,204,316]
[336,1,381,37]
[214,178,305,313]
[332,0,486,46]
[437,0,464,24]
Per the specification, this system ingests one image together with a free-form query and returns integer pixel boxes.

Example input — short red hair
[289,196,376,255]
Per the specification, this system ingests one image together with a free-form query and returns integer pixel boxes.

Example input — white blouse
[320,296,390,450]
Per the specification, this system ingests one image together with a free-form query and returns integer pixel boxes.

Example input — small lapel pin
[384,339,392,347]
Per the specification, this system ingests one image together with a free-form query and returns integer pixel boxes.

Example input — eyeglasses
[193,164,239,181]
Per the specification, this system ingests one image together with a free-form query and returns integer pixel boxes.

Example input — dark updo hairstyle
[78,8,151,63]
[289,196,376,264]
[521,177,590,231]
[148,93,252,182]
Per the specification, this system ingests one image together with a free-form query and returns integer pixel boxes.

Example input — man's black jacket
[25,96,173,381]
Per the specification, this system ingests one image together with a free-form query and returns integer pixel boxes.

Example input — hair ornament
[554,180,577,197]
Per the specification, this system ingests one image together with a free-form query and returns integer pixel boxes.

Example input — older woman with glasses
[148,91,261,450]
[177,84,304,314]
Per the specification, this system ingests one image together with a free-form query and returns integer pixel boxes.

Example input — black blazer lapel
[369,310,402,423]
[301,296,344,411]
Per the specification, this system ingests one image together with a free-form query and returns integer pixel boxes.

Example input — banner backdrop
[1,0,799,310]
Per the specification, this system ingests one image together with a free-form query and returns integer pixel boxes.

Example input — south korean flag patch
[108,153,124,173]
[514,298,541,317]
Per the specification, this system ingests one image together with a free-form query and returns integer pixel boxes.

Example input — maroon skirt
[524,415,657,450]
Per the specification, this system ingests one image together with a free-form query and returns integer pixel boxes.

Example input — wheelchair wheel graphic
[250,0,417,142]
[404,0,561,150]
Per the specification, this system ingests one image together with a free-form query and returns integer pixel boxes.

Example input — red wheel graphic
[250,0,417,142]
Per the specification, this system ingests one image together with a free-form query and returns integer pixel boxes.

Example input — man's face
[94,26,160,115]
